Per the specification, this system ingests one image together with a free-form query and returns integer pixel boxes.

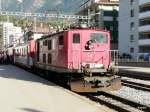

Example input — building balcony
[139,0,150,6]
[139,25,150,32]
[139,11,150,19]
[138,39,150,45]
[80,0,96,11]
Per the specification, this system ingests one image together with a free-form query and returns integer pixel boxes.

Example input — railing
[118,59,150,67]
[118,59,150,62]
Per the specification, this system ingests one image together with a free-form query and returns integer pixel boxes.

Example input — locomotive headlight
[82,63,104,69]
[89,63,104,69]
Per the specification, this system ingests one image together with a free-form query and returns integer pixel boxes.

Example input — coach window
[73,33,80,43]
[48,53,52,64]
[43,54,46,63]
[48,40,52,50]
[59,35,64,45]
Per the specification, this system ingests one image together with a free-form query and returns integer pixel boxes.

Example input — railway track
[86,92,150,112]
[122,80,150,92]
[118,71,150,81]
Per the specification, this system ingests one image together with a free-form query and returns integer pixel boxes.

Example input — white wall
[119,0,130,54]
[119,0,139,59]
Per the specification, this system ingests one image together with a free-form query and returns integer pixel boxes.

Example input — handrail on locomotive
[71,49,119,75]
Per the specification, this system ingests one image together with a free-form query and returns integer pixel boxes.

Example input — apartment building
[119,0,150,59]
[24,22,50,42]
[78,0,119,49]
[2,22,14,47]
[1,22,23,47]
[139,0,150,58]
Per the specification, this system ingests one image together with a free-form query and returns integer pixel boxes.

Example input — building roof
[80,0,119,8]
[27,22,50,34]
[97,0,119,5]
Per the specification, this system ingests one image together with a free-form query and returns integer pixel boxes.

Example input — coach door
[72,33,81,69]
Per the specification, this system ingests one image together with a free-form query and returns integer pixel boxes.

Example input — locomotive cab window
[91,33,108,43]
[73,33,80,43]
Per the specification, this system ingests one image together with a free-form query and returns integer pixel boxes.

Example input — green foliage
[48,20,71,29]
[0,16,32,31]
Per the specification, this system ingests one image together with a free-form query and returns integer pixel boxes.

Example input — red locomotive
[9,28,121,93]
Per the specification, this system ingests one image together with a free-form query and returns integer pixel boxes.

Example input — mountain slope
[1,0,82,13]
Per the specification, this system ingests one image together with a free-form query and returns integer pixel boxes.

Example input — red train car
[14,40,36,68]
[35,28,121,92]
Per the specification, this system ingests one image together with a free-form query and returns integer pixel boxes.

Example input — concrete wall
[119,0,139,59]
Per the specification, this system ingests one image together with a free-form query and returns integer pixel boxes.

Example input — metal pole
[88,8,90,27]
[21,2,23,12]
[34,17,36,33]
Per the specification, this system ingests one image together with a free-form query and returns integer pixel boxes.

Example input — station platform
[119,66,150,74]
[0,65,113,112]
[118,66,150,80]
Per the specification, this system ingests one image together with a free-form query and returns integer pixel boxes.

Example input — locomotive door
[71,33,81,69]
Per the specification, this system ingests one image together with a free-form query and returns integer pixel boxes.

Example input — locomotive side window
[73,33,80,43]
[91,33,108,43]
[48,40,52,50]
[48,53,52,64]
[43,54,46,63]
[59,35,64,45]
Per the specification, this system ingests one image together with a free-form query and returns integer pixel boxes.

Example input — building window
[139,46,150,53]
[130,9,134,17]
[139,19,150,26]
[139,33,150,40]
[130,47,134,53]
[130,35,134,42]
[48,40,52,50]
[43,54,46,63]
[73,33,80,43]
[130,22,135,30]
[140,5,150,12]
[48,53,52,64]
[130,0,134,5]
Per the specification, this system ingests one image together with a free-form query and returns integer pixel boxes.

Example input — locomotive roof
[37,30,65,41]
[37,28,109,41]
